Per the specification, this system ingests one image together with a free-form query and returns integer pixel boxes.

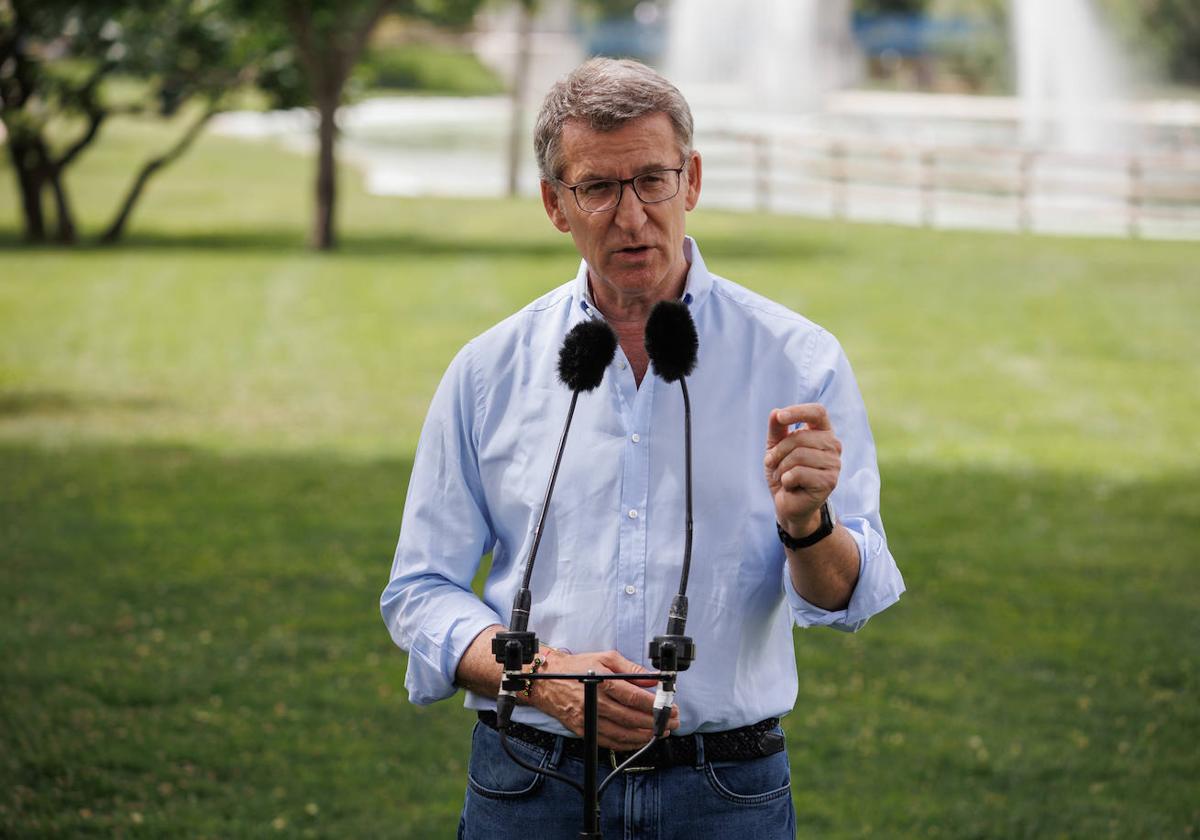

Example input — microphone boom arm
[649,377,697,736]
[493,389,582,727]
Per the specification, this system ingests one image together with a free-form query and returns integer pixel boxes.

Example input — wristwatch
[776,502,834,550]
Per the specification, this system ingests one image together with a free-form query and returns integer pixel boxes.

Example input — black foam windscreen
[557,319,618,392]
[644,300,699,383]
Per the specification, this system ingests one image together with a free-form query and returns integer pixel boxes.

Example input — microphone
[493,318,618,728]
[643,300,699,737]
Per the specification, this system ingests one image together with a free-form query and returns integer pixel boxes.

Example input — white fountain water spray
[664,0,857,113]
[1012,0,1131,154]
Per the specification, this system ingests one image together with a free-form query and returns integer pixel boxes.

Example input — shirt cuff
[402,599,504,706]
[783,521,904,633]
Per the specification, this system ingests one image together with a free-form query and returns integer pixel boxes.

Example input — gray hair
[533,58,694,182]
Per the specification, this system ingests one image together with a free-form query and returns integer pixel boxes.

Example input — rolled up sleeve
[380,343,503,705]
[784,330,905,632]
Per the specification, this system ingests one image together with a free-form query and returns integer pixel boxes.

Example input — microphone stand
[489,306,700,838]
[495,373,697,838]
[490,386,675,838]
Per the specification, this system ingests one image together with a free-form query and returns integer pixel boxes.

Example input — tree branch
[99,101,221,244]
[53,106,106,171]
[341,0,394,82]
[50,59,114,170]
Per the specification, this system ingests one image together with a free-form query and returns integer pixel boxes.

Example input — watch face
[812,502,833,540]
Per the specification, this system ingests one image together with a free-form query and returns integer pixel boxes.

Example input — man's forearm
[785,518,860,611]
[455,624,508,697]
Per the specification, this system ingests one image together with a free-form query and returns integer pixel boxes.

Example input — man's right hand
[456,627,679,751]
[529,648,679,751]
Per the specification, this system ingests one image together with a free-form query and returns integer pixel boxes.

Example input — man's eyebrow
[569,162,677,182]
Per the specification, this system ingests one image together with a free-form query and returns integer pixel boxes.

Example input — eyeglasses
[557,166,686,213]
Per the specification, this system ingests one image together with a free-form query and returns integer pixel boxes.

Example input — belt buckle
[610,750,654,774]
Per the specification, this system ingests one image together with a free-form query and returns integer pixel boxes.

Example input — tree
[269,1,394,250]
[234,0,486,250]
[2,0,509,249]
[0,0,269,244]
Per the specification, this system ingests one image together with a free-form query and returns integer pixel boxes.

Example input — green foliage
[0,118,1198,837]
[357,42,503,95]
[0,0,284,242]
[1099,0,1200,84]
[192,2,499,111]
[1,0,267,119]
[404,0,487,29]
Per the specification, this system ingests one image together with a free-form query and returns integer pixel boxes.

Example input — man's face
[541,112,702,305]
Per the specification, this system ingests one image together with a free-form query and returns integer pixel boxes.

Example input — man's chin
[599,259,664,289]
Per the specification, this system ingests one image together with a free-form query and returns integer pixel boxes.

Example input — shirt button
[624,584,637,595]
[631,433,641,443]
[618,360,627,370]
[628,509,638,519]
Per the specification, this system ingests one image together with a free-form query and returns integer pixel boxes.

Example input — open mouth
[616,245,652,256]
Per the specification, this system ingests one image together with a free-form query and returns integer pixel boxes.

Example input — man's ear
[684,151,702,212]
[541,180,571,232]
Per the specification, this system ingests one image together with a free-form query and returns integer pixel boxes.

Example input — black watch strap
[777,502,833,551]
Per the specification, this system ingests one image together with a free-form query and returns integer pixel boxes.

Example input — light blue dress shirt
[381,237,904,736]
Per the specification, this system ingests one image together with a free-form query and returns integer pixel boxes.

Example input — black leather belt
[477,711,784,770]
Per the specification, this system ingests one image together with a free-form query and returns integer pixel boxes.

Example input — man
[381,58,904,838]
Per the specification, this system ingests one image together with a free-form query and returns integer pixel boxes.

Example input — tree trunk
[7,140,46,242]
[283,0,392,252]
[47,168,76,245]
[507,2,535,197]
[311,95,338,251]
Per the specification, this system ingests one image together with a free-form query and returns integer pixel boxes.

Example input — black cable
[595,735,659,797]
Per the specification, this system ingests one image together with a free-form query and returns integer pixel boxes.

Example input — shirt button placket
[616,384,651,662]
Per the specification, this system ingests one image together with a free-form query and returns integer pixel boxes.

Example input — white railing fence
[698,128,1200,240]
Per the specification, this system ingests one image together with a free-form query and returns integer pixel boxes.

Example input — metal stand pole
[580,675,601,839]
[515,671,665,839]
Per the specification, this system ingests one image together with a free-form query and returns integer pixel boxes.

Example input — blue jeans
[459,721,796,839]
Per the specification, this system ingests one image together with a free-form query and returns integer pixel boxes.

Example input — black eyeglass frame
[556,164,688,213]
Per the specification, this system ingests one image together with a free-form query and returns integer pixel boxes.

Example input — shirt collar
[572,236,714,319]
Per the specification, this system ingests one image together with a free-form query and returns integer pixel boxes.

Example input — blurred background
[1,1,1197,837]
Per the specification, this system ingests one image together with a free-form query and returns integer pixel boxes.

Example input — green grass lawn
[1,113,1198,838]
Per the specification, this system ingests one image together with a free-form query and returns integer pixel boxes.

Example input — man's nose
[613,181,648,229]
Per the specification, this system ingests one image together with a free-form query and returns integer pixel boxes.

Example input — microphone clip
[492,629,538,672]
[647,633,695,674]
[492,626,537,730]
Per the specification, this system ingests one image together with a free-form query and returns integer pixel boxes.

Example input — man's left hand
[764,403,842,538]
